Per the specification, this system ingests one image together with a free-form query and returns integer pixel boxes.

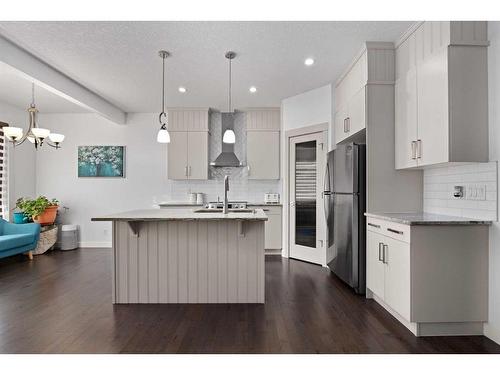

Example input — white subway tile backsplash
[423,162,498,221]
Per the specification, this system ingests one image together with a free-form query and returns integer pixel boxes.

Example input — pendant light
[156,50,171,143]
[4,83,64,149]
[223,51,236,144]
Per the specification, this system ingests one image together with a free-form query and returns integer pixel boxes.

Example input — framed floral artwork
[78,146,125,177]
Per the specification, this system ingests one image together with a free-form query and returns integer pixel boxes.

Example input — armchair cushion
[0,234,37,252]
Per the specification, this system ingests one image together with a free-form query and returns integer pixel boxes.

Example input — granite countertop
[365,212,492,225]
[157,202,282,207]
[92,208,268,222]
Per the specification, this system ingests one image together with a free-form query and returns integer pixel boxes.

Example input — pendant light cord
[162,55,165,115]
[228,57,232,113]
[31,82,35,106]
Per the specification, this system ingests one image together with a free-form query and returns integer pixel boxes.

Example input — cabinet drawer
[366,217,410,244]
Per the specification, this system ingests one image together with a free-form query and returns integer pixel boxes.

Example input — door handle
[417,139,422,159]
[290,201,296,207]
[378,242,384,261]
[383,244,388,264]
[411,141,417,160]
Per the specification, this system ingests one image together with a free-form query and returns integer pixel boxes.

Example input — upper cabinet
[167,108,210,180]
[335,42,395,144]
[395,21,489,169]
[246,109,280,180]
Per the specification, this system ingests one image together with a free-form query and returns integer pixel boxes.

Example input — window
[0,122,7,219]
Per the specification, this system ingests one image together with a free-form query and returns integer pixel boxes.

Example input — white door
[366,230,386,299]
[383,236,411,321]
[167,131,188,179]
[417,46,449,166]
[289,131,327,265]
[247,131,280,179]
[187,132,208,179]
[347,86,366,136]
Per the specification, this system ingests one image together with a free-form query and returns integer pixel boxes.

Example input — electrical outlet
[466,184,486,200]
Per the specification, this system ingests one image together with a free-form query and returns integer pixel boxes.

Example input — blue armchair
[0,219,41,260]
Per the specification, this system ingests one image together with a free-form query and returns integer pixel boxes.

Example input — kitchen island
[92,209,267,304]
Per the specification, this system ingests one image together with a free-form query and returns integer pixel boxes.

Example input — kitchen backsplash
[155,110,281,204]
[423,162,498,220]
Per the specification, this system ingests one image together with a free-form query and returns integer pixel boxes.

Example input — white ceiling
[0,21,413,114]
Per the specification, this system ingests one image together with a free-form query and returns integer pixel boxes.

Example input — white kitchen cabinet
[246,109,280,180]
[335,87,366,144]
[247,131,280,179]
[366,216,488,336]
[167,131,208,180]
[166,108,210,180]
[366,229,385,299]
[251,205,282,250]
[394,21,489,169]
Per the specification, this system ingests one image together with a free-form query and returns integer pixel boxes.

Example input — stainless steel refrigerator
[324,143,366,294]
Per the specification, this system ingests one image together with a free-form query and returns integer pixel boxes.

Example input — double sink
[194,208,255,213]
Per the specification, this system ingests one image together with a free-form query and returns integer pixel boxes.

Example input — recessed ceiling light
[304,58,315,66]
[178,87,187,93]
[249,86,257,93]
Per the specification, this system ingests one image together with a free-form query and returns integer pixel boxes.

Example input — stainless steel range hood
[210,112,242,167]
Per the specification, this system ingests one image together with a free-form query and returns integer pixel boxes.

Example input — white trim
[484,323,500,345]
[395,21,424,48]
[78,241,112,248]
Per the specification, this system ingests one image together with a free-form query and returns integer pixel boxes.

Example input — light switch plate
[465,184,487,200]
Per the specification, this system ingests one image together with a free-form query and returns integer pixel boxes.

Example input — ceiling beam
[0,34,126,124]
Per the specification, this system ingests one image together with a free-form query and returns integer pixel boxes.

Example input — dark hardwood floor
[0,248,499,354]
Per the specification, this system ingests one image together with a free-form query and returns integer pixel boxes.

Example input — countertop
[365,212,492,225]
[157,202,282,207]
[92,208,268,221]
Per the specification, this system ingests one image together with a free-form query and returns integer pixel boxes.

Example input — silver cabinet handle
[343,118,347,133]
[417,139,422,159]
[346,117,350,132]
[185,166,188,177]
[387,228,404,235]
[411,141,417,160]
[368,222,381,229]
[378,242,384,261]
[383,244,388,264]
[188,166,192,176]
[247,165,251,176]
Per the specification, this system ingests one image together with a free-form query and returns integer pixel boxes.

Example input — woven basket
[33,226,58,255]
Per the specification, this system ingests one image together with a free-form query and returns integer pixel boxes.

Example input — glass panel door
[295,140,317,248]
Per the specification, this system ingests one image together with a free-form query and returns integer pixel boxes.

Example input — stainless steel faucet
[223,175,229,214]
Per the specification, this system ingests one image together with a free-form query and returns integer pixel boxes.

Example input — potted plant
[16,196,59,225]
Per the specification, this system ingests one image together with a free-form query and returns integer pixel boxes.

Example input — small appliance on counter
[264,193,280,205]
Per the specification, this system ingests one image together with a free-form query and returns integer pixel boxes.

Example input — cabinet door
[334,105,348,144]
[347,86,366,136]
[187,132,208,180]
[366,230,385,299]
[167,131,188,180]
[417,46,449,166]
[265,213,282,249]
[383,236,411,321]
[247,131,280,179]
[395,69,418,169]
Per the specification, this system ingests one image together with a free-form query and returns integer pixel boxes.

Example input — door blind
[295,161,317,201]
[0,122,7,219]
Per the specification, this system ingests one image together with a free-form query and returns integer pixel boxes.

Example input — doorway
[288,129,327,265]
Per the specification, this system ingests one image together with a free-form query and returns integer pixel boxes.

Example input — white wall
[0,101,36,216]
[485,21,500,345]
[280,84,334,260]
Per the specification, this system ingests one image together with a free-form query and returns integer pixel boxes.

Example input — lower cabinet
[366,217,488,337]
[252,205,282,250]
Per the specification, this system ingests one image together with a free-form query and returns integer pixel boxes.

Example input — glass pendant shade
[31,127,50,139]
[223,129,236,144]
[157,128,170,143]
[27,135,35,143]
[3,126,23,140]
[48,133,65,143]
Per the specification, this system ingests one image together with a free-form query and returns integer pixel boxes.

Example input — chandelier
[3,83,65,149]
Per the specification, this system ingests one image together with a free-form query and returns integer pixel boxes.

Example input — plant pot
[12,212,29,224]
[33,205,59,225]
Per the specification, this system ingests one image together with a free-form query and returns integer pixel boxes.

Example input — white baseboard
[484,323,500,345]
[78,241,112,248]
